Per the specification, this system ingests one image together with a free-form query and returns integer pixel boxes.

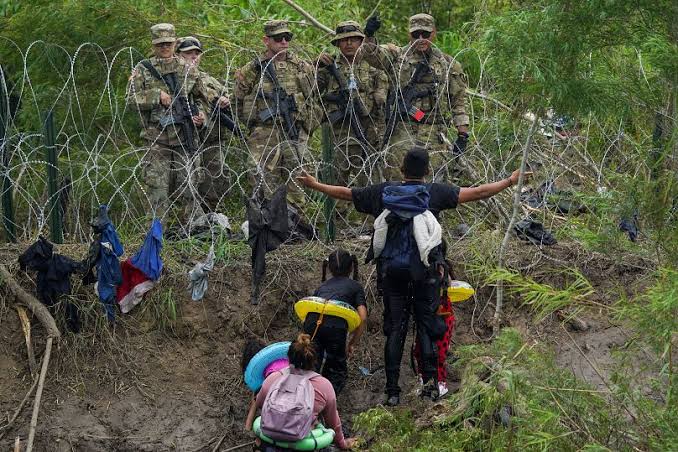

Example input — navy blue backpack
[379,184,431,278]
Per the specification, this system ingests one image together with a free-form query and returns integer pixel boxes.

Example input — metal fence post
[42,110,62,243]
[321,124,335,243]
[0,67,16,242]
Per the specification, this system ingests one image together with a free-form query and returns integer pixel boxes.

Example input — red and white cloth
[116,259,155,314]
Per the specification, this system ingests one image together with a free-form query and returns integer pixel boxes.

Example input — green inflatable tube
[253,416,335,450]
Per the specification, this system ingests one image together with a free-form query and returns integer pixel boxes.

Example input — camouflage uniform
[126,24,212,217]
[176,36,242,211]
[316,21,388,188]
[362,14,469,181]
[233,20,316,207]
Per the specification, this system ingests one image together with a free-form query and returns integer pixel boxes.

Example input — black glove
[452,132,468,155]
[364,14,381,37]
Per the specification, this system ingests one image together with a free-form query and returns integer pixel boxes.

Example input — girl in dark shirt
[303,249,368,394]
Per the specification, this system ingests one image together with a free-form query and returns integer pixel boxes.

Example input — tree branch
[494,117,538,334]
[282,0,335,35]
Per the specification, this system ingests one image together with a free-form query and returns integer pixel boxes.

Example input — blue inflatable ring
[244,341,291,392]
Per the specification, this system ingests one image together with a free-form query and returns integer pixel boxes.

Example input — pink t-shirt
[255,369,347,449]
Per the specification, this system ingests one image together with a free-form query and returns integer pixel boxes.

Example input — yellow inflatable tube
[295,296,362,333]
[447,280,475,302]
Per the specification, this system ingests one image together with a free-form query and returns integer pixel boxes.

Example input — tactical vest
[241,54,314,129]
[323,58,385,118]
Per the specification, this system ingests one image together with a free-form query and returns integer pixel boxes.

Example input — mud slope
[0,238,652,451]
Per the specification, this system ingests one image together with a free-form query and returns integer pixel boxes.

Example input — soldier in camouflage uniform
[176,36,238,212]
[361,13,470,181]
[233,20,316,208]
[317,21,388,188]
[126,24,213,219]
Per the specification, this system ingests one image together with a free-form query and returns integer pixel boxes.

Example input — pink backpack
[261,367,318,442]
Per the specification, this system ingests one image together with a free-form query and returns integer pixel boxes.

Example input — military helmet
[177,36,203,53]
[150,23,177,45]
[264,20,291,37]
[409,13,435,32]
[331,21,365,45]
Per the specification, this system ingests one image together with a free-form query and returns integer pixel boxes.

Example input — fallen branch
[0,374,39,441]
[494,117,538,334]
[16,305,37,376]
[282,0,334,34]
[221,441,255,452]
[26,337,53,452]
[0,265,61,339]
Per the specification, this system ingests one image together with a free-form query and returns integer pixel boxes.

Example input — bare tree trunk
[493,117,538,334]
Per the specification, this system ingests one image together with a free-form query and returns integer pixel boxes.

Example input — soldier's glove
[364,14,381,37]
[452,132,469,155]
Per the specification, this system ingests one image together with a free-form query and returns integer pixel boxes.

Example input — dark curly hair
[241,338,266,373]
[288,333,317,370]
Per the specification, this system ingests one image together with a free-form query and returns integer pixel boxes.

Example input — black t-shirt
[351,181,460,219]
[304,276,366,330]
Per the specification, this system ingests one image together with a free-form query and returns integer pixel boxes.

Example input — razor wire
[0,35,612,255]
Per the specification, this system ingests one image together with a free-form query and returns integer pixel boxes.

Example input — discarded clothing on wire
[115,219,163,313]
[188,245,215,301]
[82,205,124,322]
[619,213,639,242]
[130,219,163,281]
[513,219,557,246]
[522,180,586,215]
[18,236,82,332]
[247,186,290,305]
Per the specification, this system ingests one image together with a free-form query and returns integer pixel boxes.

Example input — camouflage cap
[331,21,365,45]
[176,36,203,53]
[264,20,291,37]
[151,23,177,45]
[409,13,435,32]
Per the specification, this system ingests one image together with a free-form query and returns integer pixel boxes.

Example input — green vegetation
[355,327,676,451]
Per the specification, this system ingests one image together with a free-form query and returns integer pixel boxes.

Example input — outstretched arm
[458,169,532,204]
[296,171,353,201]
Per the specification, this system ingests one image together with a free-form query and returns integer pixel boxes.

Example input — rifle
[381,59,435,150]
[323,62,371,150]
[256,59,299,142]
[141,60,199,154]
[210,99,247,142]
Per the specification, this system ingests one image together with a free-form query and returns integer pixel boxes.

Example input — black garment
[302,318,348,395]
[247,186,290,304]
[351,181,458,397]
[381,267,445,397]
[18,237,82,332]
[352,181,460,219]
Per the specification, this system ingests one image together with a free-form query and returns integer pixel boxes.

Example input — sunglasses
[336,25,360,34]
[411,30,432,39]
[155,42,174,48]
[271,33,293,43]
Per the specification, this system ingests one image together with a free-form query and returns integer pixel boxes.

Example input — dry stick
[221,441,255,452]
[0,374,39,441]
[26,336,53,452]
[0,266,61,339]
[210,434,226,452]
[0,265,61,452]
[281,0,334,34]
[16,305,37,376]
[493,117,538,334]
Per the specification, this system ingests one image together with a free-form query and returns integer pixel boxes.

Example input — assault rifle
[323,62,371,149]
[256,59,299,142]
[381,59,435,149]
[140,60,199,155]
[210,99,247,142]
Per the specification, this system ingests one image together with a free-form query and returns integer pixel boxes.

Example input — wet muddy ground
[0,238,653,451]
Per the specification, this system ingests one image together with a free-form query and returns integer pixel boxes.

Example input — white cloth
[188,245,215,301]
[371,209,442,267]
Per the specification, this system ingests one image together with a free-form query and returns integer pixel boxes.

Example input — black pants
[382,268,444,397]
[303,318,348,394]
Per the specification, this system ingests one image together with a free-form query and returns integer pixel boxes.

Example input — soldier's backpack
[379,184,435,279]
[260,367,317,442]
